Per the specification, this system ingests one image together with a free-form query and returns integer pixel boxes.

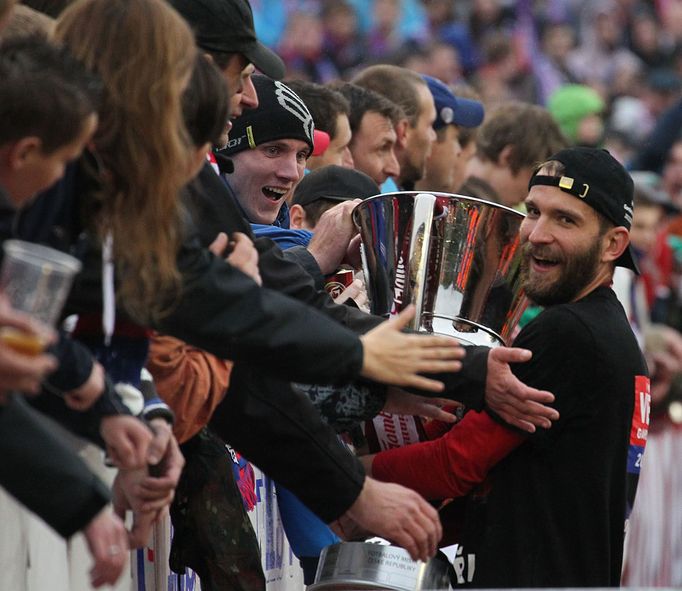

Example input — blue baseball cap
[422,75,484,130]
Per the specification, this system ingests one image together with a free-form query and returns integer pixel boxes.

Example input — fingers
[389,305,416,330]
[208,232,229,256]
[498,398,559,432]
[417,402,458,423]
[401,375,445,393]
[85,513,128,588]
[226,233,261,285]
[0,347,57,393]
[146,420,171,465]
[496,411,537,433]
[411,359,463,374]
[406,336,465,359]
[393,496,441,562]
[506,386,558,417]
[489,346,532,364]
[107,437,135,470]
[101,416,153,470]
[231,232,251,243]
[127,511,156,548]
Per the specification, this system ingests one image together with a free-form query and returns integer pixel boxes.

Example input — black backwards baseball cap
[223,75,315,157]
[528,147,639,273]
[422,75,484,130]
[168,0,285,80]
[292,165,380,207]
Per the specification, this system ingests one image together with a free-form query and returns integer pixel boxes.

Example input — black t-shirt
[454,286,649,588]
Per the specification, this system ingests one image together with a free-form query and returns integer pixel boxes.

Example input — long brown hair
[55,0,196,321]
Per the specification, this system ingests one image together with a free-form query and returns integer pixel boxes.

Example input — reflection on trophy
[353,192,529,347]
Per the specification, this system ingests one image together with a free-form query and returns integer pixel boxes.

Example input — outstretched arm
[367,410,525,501]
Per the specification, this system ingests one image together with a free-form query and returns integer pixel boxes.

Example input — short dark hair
[352,64,426,127]
[300,198,338,227]
[283,79,349,140]
[183,54,229,147]
[332,82,404,136]
[0,36,99,153]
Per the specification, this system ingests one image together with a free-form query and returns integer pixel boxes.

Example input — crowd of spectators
[2,0,682,589]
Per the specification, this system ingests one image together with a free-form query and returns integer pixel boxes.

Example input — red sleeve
[371,410,525,500]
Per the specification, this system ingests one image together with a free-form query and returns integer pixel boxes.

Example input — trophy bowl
[353,191,529,346]
[309,542,452,591]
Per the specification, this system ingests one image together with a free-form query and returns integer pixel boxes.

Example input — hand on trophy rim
[359,305,465,392]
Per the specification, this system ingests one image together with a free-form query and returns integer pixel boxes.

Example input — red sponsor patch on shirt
[630,375,650,446]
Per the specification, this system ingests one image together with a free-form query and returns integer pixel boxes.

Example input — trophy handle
[408,193,437,331]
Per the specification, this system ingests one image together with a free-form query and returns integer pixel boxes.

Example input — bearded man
[363,147,650,588]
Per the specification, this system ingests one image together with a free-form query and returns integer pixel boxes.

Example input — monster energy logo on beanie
[224,75,315,156]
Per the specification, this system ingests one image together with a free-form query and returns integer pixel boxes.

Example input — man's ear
[7,137,42,170]
[289,204,307,229]
[602,227,630,263]
[395,119,409,149]
[497,144,515,168]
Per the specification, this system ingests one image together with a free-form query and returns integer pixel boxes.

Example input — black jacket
[0,395,110,538]
[1,159,370,521]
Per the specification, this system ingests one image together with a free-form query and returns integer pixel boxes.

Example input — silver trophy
[353,192,529,346]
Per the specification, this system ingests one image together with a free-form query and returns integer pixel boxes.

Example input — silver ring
[108,545,122,556]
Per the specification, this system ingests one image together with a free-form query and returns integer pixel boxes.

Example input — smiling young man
[365,147,650,588]
[223,75,313,228]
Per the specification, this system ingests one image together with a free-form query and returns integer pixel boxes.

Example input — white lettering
[392,254,406,313]
[639,391,651,426]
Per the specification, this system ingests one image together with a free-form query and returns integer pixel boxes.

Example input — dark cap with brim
[528,147,639,274]
[422,75,484,130]
[293,166,380,207]
[169,0,285,80]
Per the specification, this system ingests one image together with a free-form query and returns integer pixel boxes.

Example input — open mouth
[531,255,560,270]
[262,186,288,201]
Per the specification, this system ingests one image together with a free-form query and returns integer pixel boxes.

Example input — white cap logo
[440,106,454,125]
[274,81,314,144]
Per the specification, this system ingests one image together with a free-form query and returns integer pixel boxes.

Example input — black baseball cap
[293,166,380,207]
[169,0,285,80]
[528,147,638,273]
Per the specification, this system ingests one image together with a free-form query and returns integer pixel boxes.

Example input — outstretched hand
[484,347,558,433]
[335,476,442,562]
[360,306,465,392]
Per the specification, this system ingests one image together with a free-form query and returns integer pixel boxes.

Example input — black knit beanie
[224,75,315,156]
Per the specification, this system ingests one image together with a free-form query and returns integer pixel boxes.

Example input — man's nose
[240,76,258,110]
[276,154,301,181]
[527,218,553,244]
[384,151,400,178]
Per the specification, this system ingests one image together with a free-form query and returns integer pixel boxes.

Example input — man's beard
[521,239,602,306]
[400,156,425,187]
